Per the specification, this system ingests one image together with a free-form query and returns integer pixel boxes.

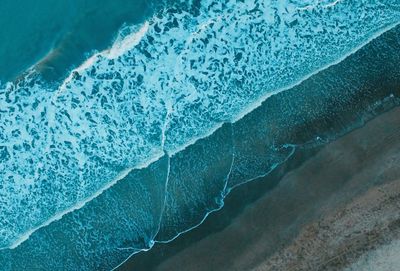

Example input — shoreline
[1,2,400,271]
[118,24,400,271]
[8,20,399,252]
[121,106,400,271]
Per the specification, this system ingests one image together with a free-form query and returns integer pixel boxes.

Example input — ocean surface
[0,0,161,82]
[1,0,400,270]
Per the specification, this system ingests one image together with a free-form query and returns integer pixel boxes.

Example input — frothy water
[1,0,400,269]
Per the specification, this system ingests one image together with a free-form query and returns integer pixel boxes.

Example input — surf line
[54,21,150,98]
[6,20,400,251]
[6,151,164,250]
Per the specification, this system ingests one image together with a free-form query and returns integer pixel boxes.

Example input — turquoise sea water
[0,0,160,82]
[1,1,400,270]
[0,0,74,81]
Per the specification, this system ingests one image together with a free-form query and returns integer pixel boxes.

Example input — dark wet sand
[119,24,400,271]
[120,106,400,271]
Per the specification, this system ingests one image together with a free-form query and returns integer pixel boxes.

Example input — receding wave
[1,0,400,270]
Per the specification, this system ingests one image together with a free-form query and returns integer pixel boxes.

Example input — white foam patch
[57,22,150,95]
[8,152,163,250]
[0,0,399,249]
[345,240,400,271]
[107,22,150,59]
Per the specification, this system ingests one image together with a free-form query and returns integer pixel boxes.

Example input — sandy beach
[119,23,400,271]
[121,106,400,271]
[2,2,400,271]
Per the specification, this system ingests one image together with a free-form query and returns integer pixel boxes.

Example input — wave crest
[0,0,399,250]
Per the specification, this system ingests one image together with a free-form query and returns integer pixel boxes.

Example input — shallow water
[1,1,400,270]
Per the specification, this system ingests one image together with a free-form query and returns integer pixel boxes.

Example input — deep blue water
[1,1,400,270]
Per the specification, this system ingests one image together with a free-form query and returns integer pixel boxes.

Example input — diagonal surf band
[1,0,400,270]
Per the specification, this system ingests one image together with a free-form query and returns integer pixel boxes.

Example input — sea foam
[0,0,399,252]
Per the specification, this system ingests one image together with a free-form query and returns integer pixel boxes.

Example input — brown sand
[149,107,400,271]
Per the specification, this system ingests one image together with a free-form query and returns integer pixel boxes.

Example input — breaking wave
[1,0,400,270]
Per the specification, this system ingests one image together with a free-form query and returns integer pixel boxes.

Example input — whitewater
[1,0,400,268]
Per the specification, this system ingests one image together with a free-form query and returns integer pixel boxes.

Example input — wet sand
[118,24,400,271]
[121,106,400,271]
